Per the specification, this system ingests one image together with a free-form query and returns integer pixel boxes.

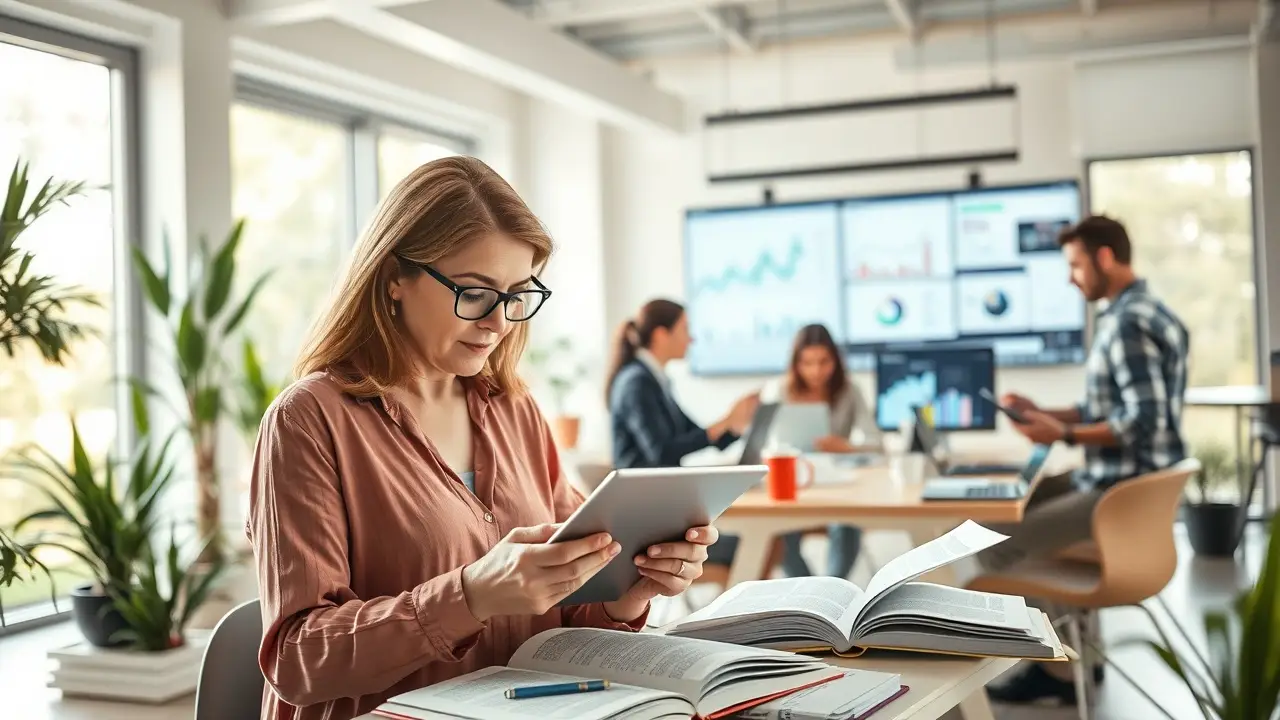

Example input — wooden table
[715,462,1034,589]
[1184,385,1274,508]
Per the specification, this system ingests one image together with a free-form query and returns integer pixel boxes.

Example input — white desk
[351,655,1014,720]
[7,619,1012,720]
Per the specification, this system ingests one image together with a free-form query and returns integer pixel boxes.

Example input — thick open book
[660,521,1066,661]
[373,627,843,720]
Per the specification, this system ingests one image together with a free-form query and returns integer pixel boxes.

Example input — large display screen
[683,181,1084,375]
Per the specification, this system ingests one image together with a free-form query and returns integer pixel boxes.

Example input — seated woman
[765,324,880,578]
[247,157,720,720]
[605,298,758,567]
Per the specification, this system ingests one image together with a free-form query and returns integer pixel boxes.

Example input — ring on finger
[677,560,688,578]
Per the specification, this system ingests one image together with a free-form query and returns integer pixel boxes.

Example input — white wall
[599,32,1256,457]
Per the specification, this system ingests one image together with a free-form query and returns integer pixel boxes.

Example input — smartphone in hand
[979,388,1030,424]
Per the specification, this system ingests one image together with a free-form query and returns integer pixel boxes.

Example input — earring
[390,302,397,317]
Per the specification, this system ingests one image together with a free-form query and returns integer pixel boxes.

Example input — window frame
[0,16,144,635]
[234,77,476,243]
[1083,147,1270,517]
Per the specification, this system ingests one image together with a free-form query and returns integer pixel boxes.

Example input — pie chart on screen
[983,289,1010,317]
[876,297,905,326]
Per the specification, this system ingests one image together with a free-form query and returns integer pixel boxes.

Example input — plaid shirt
[1076,279,1189,491]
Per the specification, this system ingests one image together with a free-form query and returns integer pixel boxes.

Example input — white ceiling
[496,0,1199,60]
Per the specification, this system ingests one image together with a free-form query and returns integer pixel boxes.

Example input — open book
[373,627,843,720]
[660,521,1066,661]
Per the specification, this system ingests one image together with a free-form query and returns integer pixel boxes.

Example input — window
[378,125,463,200]
[230,103,349,381]
[0,19,138,628]
[229,84,473,381]
[1088,150,1258,497]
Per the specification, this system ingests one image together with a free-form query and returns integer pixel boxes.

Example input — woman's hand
[462,524,621,621]
[814,435,856,453]
[726,393,761,434]
[603,525,719,622]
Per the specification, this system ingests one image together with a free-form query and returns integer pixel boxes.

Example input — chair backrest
[1091,458,1200,606]
[572,462,614,495]
[195,598,264,720]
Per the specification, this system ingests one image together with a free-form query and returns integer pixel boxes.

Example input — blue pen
[504,679,611,699]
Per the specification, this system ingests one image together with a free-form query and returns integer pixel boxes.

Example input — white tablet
[548,465,767,606]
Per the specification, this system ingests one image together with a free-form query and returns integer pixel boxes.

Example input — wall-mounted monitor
[683,181,1085,376]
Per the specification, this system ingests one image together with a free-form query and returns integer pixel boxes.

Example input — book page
[382,666,691,720]
[510,627,794,699]
[675,576,864,637]
[853,583,1031,636]
[860,521,1008,614]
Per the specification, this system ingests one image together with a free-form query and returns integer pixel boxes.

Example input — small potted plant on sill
[524,335,586,451]
[1182,442,1247,558]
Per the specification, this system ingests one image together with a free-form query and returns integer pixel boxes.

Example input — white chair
[195,598,264,720]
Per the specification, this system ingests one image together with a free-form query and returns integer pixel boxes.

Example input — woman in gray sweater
[766,324,880,578]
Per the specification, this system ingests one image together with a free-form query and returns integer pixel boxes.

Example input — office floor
[742,523,1268,720]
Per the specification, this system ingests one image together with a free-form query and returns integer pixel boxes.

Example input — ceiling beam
[884,0,919,37]
[223,0,423,26]
[337,0,685,134]
[692,5,755,53]
[531,0,735,27]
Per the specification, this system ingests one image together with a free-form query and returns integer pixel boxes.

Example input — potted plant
[131,219,271,562]
[1183,442,1245,557]
[1106,509,1280,719]
[524,335,586,450]
[0,160,100,589]
[8,398,179,646]
[231,337,284,444]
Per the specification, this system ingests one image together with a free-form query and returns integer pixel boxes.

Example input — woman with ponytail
[606,299,759,470]
[605,299,758,566]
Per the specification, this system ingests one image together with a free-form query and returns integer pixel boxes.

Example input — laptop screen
[1020,444,1052,483]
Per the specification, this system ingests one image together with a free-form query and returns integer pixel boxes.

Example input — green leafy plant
[132,218,270,561]
[0,159,101,588]
[232,338,283,443]
[108,523,227,651]
[0,159,99,363]
[1188,442,1238,504]
[1105,510,1280,720]
[524,335,586,417]
[8,395,178,596]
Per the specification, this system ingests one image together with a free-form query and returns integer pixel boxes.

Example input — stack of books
[47,630,209,703]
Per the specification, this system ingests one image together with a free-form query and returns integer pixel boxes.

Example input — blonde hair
[296,156,553,397]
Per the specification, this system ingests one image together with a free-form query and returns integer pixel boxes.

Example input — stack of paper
[47,631,208,703]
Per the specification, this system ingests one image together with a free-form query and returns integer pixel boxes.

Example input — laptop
[920,443,1052,501]
[908,406,1022,476]
[737,402,781,465]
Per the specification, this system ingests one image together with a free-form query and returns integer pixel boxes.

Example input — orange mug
[764,453,816,501]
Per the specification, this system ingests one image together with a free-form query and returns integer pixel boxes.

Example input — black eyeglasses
[399,257,552,322]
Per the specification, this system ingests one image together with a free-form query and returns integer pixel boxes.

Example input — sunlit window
[230,103,349,381]
[378,125,465,200]
[1089,150,1258,496]
[0,34,129,617]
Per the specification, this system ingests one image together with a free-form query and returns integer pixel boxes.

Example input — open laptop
[737,402,781,465]
[920,443,1052,501]
[908,406,1022,476]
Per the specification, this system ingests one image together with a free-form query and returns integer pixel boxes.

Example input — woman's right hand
[462,524,621,621]
[726,392,761,433]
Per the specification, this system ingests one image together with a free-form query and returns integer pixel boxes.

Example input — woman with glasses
[604,299,760,566]
[247,157,721,720]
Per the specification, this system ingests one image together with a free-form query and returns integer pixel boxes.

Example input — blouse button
[483,512,495,523]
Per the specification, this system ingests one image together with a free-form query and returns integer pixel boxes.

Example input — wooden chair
[965,458,1200,720]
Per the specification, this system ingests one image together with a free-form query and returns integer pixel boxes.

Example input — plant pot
[1184,503,1244,557]
[553,415,581,450]
[71,583,130,648]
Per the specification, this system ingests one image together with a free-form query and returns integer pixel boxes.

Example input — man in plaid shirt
[981,215,1189,705]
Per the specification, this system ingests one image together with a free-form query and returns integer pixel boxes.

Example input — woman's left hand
[602,525,719,622]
